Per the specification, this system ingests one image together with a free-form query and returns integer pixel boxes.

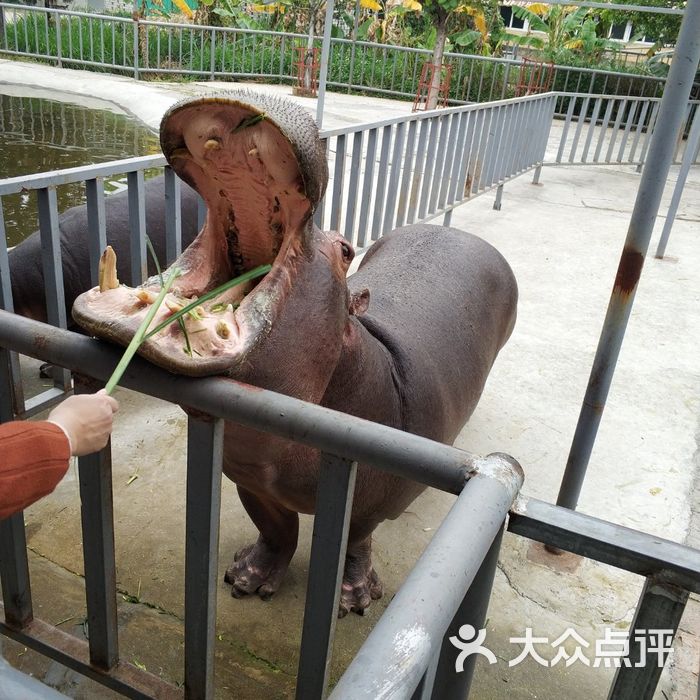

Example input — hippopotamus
[8,176,200,324]
[72,91,518,615]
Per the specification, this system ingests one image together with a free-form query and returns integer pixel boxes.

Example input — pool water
[0,92,161,247]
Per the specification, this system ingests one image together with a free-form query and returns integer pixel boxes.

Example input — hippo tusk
[98,245,119,292]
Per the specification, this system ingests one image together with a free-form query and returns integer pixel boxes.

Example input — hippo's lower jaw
[72,94,324,377]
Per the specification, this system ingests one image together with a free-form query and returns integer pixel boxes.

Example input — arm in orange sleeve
[0,421,71,520]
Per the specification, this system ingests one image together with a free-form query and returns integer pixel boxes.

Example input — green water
[0,92,161,247]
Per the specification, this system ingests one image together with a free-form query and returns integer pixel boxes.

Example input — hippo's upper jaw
[72,91,328,377]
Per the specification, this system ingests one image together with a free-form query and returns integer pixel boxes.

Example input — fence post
[210,28,216,78]
[556,0,700,511]
[427,524,505,699]
[655,104,700,258]
[608,577,688,699]
[55,10,63,68]
[132,16,139,80]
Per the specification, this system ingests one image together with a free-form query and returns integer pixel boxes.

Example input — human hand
[48,390,119,457]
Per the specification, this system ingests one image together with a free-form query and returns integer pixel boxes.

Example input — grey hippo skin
[8,175,200,324]
[72,92,518,616]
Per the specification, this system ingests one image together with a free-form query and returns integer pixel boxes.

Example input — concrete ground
[1,59,699,699]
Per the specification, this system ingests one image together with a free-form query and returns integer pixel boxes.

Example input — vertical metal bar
[406,119,430,224]
[655,106,700,258]
[462,109,484,198]
[37,187,66,329]
[437,112,462,211]
[557,97,577,164]
[330,134,346,233]
[397,120,417,228]
[383,121,406,234]
[0,323,30,621]
[75,380,118,670]
[608,578,688,700]
[487,106,508,186]
[629,100,651,164]
[209,28,216,78]
[430,525,505,699]
[427,115,450,215]
[0,514,33,629]
[594,98,615,163]
[127,170,147,285]
[37,187,71,392]
[606,98,628,164]
[474,107,494,193]
[569,96,590,163]
[618,100,640,163]
[132,18,138,80]
[355,128,377,247]
[56,11,63,67]
[556,0,700,511]
[443,111,469,213]
[315,0,335,128]
[184,416,224,700]
[0,202,24,414]
[343,131,363,245]
[582,97,603,163]
[638,101,661,166]
[85,177,107,288]
[295,455,357,700]
[370,125,392,240]
[164,166,182,265]
[418,117,440,219]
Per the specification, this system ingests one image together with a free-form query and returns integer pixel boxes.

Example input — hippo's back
[349,224,517,444]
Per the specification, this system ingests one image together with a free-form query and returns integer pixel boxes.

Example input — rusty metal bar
[556,0,700,511]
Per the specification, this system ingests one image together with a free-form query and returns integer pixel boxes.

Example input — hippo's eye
[340,240,354,263]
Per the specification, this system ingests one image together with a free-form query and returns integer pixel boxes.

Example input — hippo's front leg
[339,528,383,617]
[224,487,299,600]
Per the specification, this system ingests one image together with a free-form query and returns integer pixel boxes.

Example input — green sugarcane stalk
[143,264,271,341]
[104,267,181,395]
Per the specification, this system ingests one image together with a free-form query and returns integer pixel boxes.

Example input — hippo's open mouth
[72,92,327,376]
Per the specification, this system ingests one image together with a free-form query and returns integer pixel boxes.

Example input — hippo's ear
[349,288,370,316]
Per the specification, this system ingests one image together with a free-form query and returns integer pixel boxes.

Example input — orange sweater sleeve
[0,421,71,520]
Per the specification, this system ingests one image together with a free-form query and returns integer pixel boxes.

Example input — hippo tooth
[216,321,230,339]
[248,147,259,157]
[165,299,184,313]
[135,289,157,304]
[204,139,221,151]
[98,245,119,292]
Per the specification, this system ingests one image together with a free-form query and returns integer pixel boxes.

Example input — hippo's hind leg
[339,529,383,618]
[225,487,299,600]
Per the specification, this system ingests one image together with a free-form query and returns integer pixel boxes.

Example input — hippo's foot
[224,538,294,600]
[338,539,383,617]
[339,567,383,618]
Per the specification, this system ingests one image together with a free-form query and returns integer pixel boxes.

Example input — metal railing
[549,94,700,167]
[0,2,671,112]
[1,315,699,700]
[0,92,557,418]
[1,90,700,698]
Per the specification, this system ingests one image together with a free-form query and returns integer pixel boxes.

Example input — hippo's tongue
[72,92,326,377]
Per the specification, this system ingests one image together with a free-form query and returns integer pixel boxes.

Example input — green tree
[508,3,618,63]
[598,0,684,47]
